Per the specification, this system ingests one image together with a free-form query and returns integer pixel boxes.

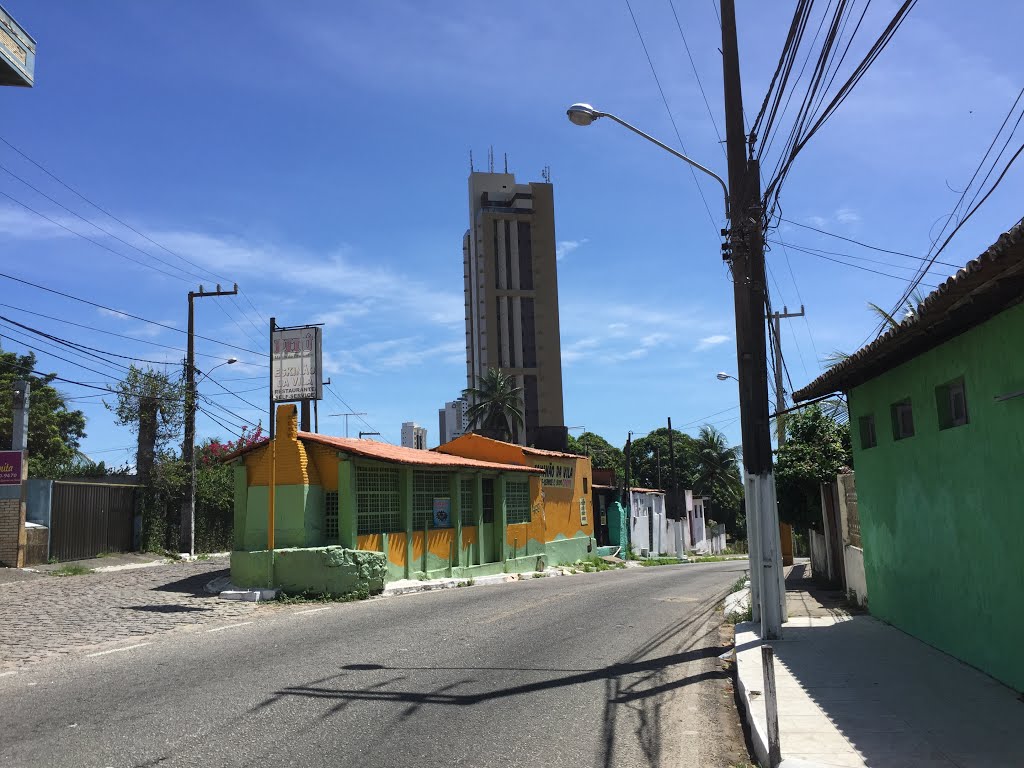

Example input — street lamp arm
[594,110,730,217]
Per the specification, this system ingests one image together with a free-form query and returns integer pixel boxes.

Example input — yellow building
[229,405,596,594]
[435,433,595,565]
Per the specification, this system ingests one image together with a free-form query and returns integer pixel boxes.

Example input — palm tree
[462,368,524,443]
[824,291,929,369]
[693,425,743,512]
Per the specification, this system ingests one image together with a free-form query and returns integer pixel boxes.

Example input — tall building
[438,398,470,445]
[463,170,566,449]
[400,422,427,450]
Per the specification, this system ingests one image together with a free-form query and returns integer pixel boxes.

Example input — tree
[693,425,744,536]
[626,428,699,492]
[106,365,184,486]
[462,368,524,442]
[775,405,852,530]
[0,352,87,477]
[567,431,626,484]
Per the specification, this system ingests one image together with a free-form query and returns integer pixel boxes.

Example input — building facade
[438,398,470,445]
[463,171,566,449]
[793,221,1024,692]
[400,422,427,450]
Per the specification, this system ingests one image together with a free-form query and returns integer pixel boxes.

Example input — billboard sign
[0,6,36,88]
[272,326,322,402]
[0,450,22,484]
[539,460,575,489]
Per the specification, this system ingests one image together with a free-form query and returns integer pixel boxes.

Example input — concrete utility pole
[11,380,29,567]
[721,0,785,638]
[769,305,806,446]
[180,284,238,557]
[667,417,678,518]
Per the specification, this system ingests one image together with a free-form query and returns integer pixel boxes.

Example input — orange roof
[629,487,666,494]
[521,445,586,459]
[297,433,541,473]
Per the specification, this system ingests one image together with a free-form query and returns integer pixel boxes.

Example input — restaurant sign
[272,326,322,402]
[540,460,574,489]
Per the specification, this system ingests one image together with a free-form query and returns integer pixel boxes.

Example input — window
[356,466,401,535]
[324,491,339,542]
[858,415,877,449]
[412,470,450,530]
[506,479,531,525]
[936,377,969,429]
[891,399,915,440]
[583,476,589,493]
[460,477,475,527]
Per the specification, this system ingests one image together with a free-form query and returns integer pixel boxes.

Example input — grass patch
[466,577,475,586]
[49,565,93,577]
[640,557,684,567]
[729,574,749,594]
[688,555,738,563]
[727,605,753,625]
[532,572,545,579]
[275,587,370,604]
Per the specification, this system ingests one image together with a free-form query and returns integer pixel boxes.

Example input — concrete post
[496,474,508,562]
[400,467,413,578]
[337,459,358,549]
[473,473,484,565]
[450,472,462,569]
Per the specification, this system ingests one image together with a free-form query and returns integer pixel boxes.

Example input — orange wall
[243,405,321,487]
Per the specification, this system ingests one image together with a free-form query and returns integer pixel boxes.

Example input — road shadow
[150,569,228,599]
[251,582,738,766]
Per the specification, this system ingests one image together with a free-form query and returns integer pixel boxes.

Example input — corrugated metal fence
[49,481,138,561]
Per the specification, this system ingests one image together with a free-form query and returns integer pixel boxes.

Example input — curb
[733,620,772,768]
[381,569,565,597]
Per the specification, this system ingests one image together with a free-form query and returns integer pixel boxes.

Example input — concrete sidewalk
[736,561,1024,767]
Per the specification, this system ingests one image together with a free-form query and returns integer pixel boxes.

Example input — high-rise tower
[463,171,566,449]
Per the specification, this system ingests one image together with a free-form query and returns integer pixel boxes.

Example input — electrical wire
[778,217,962,268]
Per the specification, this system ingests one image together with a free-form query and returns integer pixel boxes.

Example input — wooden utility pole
[768,305,805,446]
[180,284,238,557]
[721,0,784,638]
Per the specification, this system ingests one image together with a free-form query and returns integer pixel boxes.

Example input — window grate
[413,470,450,530]
[356,466,401,535]
[460,477,475,526]
[506,479,531,525]
[324,491,339,542]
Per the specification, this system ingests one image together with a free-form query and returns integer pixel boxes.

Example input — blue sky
[1,1,1022,466]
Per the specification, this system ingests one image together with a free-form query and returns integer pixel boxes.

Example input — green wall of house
[232,547,387,596]
[847,300,1024,692]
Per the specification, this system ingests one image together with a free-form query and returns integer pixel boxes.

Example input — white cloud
[0,206,78,240]
[695,334,730,352]
[835,208,861,225]
[556,238,589,262]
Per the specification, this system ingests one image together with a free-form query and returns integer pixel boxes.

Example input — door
[481,478,496,563]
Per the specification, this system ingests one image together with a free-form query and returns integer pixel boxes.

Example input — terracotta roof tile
[297,433,541,473]
[793,219,1024,401]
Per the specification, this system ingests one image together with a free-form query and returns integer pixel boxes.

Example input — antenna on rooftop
[488,146,494,173]
[504,152,508,173]
[541,165,551,183]
[469,149,474,173]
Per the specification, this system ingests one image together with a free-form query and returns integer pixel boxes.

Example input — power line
[768,239,944,273]
[777,217,962,268]
[0,269,266,358]
[778,241,941,286]
[623,0,720,233]
[324,383,390,444]
[666,0,725,155]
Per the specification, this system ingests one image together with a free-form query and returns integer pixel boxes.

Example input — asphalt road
[0,561,751,768]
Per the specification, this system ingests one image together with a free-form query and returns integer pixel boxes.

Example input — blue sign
[432,498,451,528]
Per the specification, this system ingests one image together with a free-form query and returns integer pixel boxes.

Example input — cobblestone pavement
[0,558,281,671]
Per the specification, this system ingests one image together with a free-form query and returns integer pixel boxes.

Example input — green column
[473,473,484,565]
[338,458,357,548]
[450,472,462,569]
[496,473,508,562]
[400,467,413,578]
[232,463,248,551]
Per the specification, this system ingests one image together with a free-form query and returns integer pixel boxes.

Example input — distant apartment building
[438,398,470,445]
[463,170,566,449]
[400,422,427,450]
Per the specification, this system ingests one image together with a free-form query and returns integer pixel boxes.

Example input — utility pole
[769,305,805,446]
[11,381,29,567]
[180,284,238,557]
[655,444,661,490]
[667,417,678,519]
[623,432,632,507]
[721,0,784,638]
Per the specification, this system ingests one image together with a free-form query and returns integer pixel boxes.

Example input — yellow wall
[436,434,593,543]
[243,405,321,487]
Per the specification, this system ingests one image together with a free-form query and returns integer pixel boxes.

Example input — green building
[793,221,1024,692]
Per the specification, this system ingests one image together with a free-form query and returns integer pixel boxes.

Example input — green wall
[231,547,387,596]
[241,484,324,551]
[848,301,1024,692]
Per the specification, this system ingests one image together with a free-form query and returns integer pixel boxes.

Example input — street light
[716,371,738,382]
[182,356,237,557]
[565,103,730,215]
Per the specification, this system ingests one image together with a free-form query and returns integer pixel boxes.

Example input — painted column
[338,457,357,549]
[473,473,484,565]
[232,463,248,551]
[496,473,508,561]
[450,471,462,568]
[400,467,413,578]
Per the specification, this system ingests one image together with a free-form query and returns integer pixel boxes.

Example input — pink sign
[0,451,23,485]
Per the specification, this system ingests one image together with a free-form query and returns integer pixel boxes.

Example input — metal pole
[768,306,805,447]
[762,644,782,767]
[180,291,196,556]
[268,317,276,554]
